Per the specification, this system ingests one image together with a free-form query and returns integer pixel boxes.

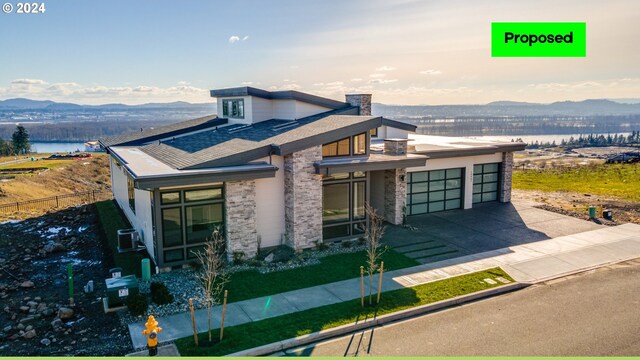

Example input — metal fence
[0,190,112,214]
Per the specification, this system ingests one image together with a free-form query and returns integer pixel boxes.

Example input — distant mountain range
[2,97,640,118]
[372,99,640,118]
[0,98,216,111]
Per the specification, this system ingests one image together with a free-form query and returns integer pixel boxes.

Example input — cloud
[376,66,396,72]
[268,83,302,91]
[351,78,363,82]
[229,35,249,44]
[11,78,48,85]
[419,69,442,75]
[369,79,398,84]
[241,81,253,85]
[0,79,210,104]
[369,73,385,78]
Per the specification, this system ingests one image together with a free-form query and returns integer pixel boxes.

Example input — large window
[127,175,135,213]
[473,163,500,203]
[159,184,224,265]
[222,99,244,119]
[406,168,464,215]
[322,172,367,240]
[322,132,368,158]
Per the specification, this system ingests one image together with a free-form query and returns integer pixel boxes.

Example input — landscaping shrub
[150,282,174,305]
[126,293,148,316]
[232,251,245,265]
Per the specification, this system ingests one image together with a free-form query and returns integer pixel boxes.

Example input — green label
[492,22,586,57]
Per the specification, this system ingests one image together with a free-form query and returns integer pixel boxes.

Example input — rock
[51,318,62,329]
[57,307,74,320]
[17,323,25,330]
[34,297,41,302]
[23,329,36,339]
[3,325,11,332]
[19,306,29,312]
[265,253,275,263]
[3,306,10,313]
[42,308,54,317]
[40,338,51,346]
[25,325,33,331]
[43,242,65,253]
[27,301,38,307]
[36,303,47,312]
[20,281,34,288]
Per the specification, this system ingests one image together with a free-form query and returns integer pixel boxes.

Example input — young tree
[364,203,386,305]
[193,228,229,343]
[11,125,30,155]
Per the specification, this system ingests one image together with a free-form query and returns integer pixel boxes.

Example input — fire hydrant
[142,315,162,356]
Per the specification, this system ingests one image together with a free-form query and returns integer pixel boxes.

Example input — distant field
[513,163,640,202]
[0,158,71,171]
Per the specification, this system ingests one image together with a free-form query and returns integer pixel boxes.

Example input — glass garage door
[406,168,464,215]
[473,163,500,203]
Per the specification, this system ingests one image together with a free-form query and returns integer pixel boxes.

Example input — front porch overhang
[314,153,428,175]
[133,164,278,189]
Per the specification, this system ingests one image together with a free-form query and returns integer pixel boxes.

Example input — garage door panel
[407,167,464,215]
[473,162,501,204]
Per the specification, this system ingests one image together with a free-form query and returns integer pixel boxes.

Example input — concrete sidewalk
[127,223,640,349]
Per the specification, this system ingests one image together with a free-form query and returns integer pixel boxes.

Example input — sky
[1,0,639,105]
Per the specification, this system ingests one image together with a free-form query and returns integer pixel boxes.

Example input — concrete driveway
[384,200,602,264]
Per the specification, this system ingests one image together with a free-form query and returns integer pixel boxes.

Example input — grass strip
[513,163,640,202]
[227,249,419,303]
[95,199,146,277]
[176,267,513,356]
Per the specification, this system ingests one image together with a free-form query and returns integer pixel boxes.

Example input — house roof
[99,114,228,147]
[401,134,527,158]
[210,86,349,109]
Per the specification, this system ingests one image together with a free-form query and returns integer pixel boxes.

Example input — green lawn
[226,249,419,303]
[513,163,640,202]
[95,199,147,277]
[176,267,513,356]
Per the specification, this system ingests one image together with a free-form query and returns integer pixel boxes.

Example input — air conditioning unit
[117,228,139,252]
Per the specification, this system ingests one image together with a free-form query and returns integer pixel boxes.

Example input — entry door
[406,168,464,216]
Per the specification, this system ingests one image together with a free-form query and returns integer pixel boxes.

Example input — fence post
[16,202,19,211]
[55,196,59,208]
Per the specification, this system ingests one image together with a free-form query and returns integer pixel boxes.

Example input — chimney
[345,94,372,116]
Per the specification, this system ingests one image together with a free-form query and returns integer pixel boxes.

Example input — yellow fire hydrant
[142,315,162,356]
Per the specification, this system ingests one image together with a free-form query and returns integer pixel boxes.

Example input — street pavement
[291,258,640,356]
[127,223,640,349]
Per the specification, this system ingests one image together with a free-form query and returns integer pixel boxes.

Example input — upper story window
[370,128,378,138]
[322,132,367,158]
[222,99,244,119]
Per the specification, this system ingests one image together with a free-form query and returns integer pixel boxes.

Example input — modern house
[100,87,525,270]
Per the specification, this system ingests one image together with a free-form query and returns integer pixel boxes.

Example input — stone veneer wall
[384,140,408,155]
[284,146,323,250]
[345,94,372,116]
[384,168,407,225]
[500,152,514,203]
[225,180,258,260]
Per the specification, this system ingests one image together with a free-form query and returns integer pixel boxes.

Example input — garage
[472,163,500,203]
[406,168,464,215]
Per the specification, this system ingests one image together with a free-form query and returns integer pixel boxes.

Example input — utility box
[105,275,139,307]
[117,229,138,252]
[603,209,613,220]
[109,267,123,278]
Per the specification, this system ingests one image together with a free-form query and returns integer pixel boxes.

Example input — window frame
[321,132,368,158]
[222,98,245,119]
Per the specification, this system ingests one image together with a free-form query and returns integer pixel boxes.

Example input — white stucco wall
[407,153,503,209]
[216,96,331,123]
[109,156,156,261]
[254,155,286,248]
[369,170,386,213]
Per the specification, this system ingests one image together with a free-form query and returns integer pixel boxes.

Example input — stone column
[500,152,514,203]
[225,180,258,260]
[284,146,323,250]
[384,139,408,155]
[384,168,407,225]
[345,94,372,116]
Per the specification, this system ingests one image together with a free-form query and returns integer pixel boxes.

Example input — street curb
[226,282,528,356]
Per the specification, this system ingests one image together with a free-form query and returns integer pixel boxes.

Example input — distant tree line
[0,125,31,155]
[525,131,640,149]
